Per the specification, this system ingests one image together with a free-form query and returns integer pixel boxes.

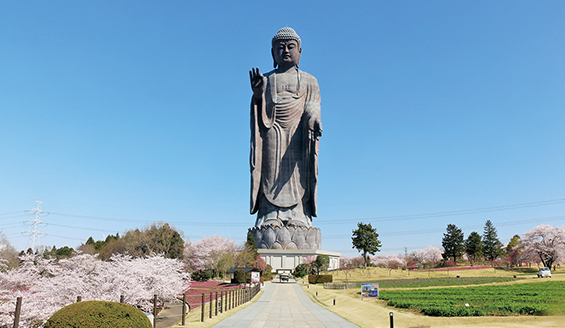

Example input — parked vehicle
[537,267,552,278]
[279,273,290,282]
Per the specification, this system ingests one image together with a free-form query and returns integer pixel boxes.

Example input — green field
[376,276,519,288]
[379,281,565,316]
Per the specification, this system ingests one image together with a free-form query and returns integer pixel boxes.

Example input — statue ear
[296,48,302,68]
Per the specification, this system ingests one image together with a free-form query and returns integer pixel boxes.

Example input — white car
[537,267,552,278]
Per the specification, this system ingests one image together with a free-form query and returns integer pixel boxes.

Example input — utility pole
[23,200,47,252]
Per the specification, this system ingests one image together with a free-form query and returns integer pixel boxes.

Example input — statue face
[272,40,301,69]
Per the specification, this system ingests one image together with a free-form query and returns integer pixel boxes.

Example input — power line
[46,198,565,227]
[0,222,25,229]
[324,198,565,224]
[324,215,565,239]
[0,214,28,221]
[46,223,120,234]
[10,198,561,248]
[0,212,23,217]
[47,212,248,226]
[42,234,84,242]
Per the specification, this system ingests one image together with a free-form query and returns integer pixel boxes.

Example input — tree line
[348,221,565,270]
[442,221,565,269]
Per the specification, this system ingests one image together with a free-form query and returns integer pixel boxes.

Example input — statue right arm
[249,67,266,101]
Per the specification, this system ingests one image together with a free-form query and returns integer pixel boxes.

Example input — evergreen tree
[505,234,522,267]
[351,222,381,268]
[312,255,330,274]
[482,220,503,262]
[464,231,483,265]
[441,224,464,264]
[246,231,258,252]
[506,234,521,253]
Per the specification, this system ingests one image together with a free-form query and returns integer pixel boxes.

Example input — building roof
[226,267,261,273]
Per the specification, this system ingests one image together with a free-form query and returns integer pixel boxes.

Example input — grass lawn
[327,276,520,289]
[299,267,565,327]
[326,266,543,283]
[380,281,565,316]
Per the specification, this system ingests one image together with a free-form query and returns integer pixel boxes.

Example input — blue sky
[1,1,564,257]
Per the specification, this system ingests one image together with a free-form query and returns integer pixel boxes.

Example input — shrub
[233,269,246,284]
[44,301,152,328]
[262,265,274,280]
[191,270,213,281]
[294,263,310,278]
[308,275,333,284]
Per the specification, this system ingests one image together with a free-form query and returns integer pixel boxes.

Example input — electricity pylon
[24,200,47,252]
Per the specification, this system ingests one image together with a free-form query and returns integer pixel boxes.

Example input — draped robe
[250,68,321,227]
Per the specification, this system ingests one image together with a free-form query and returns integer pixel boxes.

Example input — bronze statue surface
[249,27,322,234]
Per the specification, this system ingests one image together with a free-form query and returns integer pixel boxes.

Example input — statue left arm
[304,74,322,140]
[303,73,321,217]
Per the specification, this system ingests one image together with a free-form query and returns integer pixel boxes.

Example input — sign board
[251,271,260,283]
[361,283,379,298]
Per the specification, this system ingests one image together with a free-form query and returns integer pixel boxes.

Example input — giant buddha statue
[248,27,322,249]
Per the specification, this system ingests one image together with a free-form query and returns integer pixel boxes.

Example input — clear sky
[1,1,564,257]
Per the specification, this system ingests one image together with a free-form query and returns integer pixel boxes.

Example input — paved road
[213,282,358,328]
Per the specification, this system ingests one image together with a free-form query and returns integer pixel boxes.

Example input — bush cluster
[44,301,152,328]
[192,270,213,281]
[308,274,333,284]
[233,269,246,284]
[293,263,310,278]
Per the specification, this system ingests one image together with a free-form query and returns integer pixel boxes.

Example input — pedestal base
[258,249,341,273]
[248,225,321,250]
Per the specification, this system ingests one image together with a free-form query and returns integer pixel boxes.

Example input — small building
[259,249,341,273]
[226,267,262,284]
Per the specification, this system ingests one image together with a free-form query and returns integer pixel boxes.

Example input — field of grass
[380,281,565,316]
[339,276,520,289]
[325,266,538,283]
[299,267,564,327]
[302,278,565,327]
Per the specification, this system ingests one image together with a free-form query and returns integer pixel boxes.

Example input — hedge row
[308,275,333,284]
[44,301,152,328]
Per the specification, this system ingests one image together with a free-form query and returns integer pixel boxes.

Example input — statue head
[271,27,302,69]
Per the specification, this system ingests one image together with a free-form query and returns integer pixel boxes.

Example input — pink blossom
[0,253,189,327]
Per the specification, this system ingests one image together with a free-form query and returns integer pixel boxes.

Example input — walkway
[155,301,184,328]
[213,282,358,328]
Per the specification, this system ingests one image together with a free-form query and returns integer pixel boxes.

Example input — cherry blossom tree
[255,255,267,271]
[412,246,443,268]
[371,254,406,268]
[0,230,19,269]
[0,253,189,327]
[338,256,355,280]
[184,235,237,275]
[520,224,565,269]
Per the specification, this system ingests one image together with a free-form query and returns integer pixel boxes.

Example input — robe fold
[250,68,321,224]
